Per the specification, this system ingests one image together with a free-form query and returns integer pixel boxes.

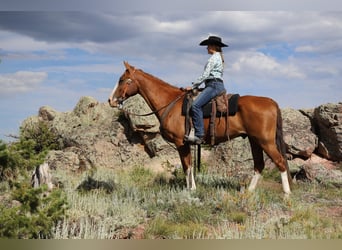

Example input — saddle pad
[182,94,240,118]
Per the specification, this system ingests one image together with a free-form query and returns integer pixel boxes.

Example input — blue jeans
[191,81,226,137]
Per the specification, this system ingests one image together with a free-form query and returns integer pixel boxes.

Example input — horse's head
[108,61,139,108]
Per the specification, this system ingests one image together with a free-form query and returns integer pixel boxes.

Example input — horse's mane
[137,69,181,92]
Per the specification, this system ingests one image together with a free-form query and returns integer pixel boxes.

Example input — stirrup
[184,135,204,145]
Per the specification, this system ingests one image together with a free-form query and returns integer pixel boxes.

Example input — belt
[205,78,223,84]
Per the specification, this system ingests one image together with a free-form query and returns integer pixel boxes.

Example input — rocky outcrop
[282,108,318,158]
[21,96,342,187]
[21,96,178,175]
[313,103,342,161]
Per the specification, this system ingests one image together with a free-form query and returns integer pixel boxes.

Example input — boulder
[301,154,342,187]
[282,108,318,158]
[122,94,174,156]
[38,106,58,121]
[123,94,160,133]
[208,137,254,179]
[313,103,342,161]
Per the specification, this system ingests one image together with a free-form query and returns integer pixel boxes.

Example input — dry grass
[51,165,342,239]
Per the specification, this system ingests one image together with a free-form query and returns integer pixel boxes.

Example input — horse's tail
[276,106,293,185]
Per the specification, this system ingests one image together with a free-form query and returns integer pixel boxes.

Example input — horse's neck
[136,72,180,119]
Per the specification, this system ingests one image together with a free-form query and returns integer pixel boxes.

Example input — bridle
[116,78,133,105]
[113,68,187,119]
[112,67,137,106]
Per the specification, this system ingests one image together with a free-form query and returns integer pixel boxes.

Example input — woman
[184,35,228,144]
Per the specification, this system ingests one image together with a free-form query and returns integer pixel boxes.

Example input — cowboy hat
[199,36,228,47]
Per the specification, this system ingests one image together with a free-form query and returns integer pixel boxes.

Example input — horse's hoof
[283,192,291,200]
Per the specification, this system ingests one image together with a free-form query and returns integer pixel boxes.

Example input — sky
[0,7,342,141]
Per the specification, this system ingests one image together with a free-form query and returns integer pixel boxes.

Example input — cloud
[2,0,342,11]
[0,10,341,143]
[0,71,48,96]
[1,11,341,60]
[230,51,305,79]
[0,12,145,43]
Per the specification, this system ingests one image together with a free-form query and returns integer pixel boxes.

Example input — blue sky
[0,10,342,141]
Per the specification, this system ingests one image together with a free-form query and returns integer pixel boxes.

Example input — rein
[120,91,187,118]
[117,67,186,118]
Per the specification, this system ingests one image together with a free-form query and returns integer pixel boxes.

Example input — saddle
[182,90,240,145]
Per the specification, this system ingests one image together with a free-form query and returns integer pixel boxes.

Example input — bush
[0,121,60,181]
[0,182,67,239]
[0,140,18,181]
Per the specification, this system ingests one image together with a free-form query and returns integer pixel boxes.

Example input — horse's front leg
[186,167,196,190]
[176,143,196,190]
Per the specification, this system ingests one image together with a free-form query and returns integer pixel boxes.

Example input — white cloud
[0,71,48,96]
[295,39,342,54]
[230,51,305,79]
[0,30,66,52]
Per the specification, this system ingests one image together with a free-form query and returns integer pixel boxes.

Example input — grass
[50,165,342,239]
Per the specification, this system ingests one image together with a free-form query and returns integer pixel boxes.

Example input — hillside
[1,95,341,239]
[23,95,342,187]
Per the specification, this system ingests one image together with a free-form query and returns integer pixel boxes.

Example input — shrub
[0,140,18,181]
[0,121,60,181]
[0,182,67,239]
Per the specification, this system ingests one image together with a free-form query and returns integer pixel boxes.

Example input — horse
[108,61,292,195]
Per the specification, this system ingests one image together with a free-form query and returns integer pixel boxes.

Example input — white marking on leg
[190,167,196,190]
[248,171,261,192]
[186,169,190,189]
[185,168,196,190]
[281,171,291,195]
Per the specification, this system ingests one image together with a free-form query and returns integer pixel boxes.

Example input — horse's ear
[123,61,135,75]
[123,61,130,69]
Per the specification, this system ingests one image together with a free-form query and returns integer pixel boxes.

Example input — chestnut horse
[108,62,292,195]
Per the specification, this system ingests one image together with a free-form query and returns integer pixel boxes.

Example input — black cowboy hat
[199,36,228,47]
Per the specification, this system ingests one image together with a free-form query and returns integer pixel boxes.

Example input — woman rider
[184,35,228,144]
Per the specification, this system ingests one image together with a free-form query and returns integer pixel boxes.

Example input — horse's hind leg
[248,137,265,192]
[260,141,291,195]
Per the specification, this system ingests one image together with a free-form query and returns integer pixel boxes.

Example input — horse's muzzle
[108,97,123,109]
[108,97,118,108]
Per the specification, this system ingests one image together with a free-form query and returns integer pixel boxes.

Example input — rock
[123,94,160,133]
[313,103,342,161]
[301,154,342,187]
[31,162,54,190]
[39,106,57,121]
[46,150,83,172]
[122,94,174,157]
[73,96,99,116]
[282,108,318,158]
[288,157,306,173]
[208,137,254,179]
